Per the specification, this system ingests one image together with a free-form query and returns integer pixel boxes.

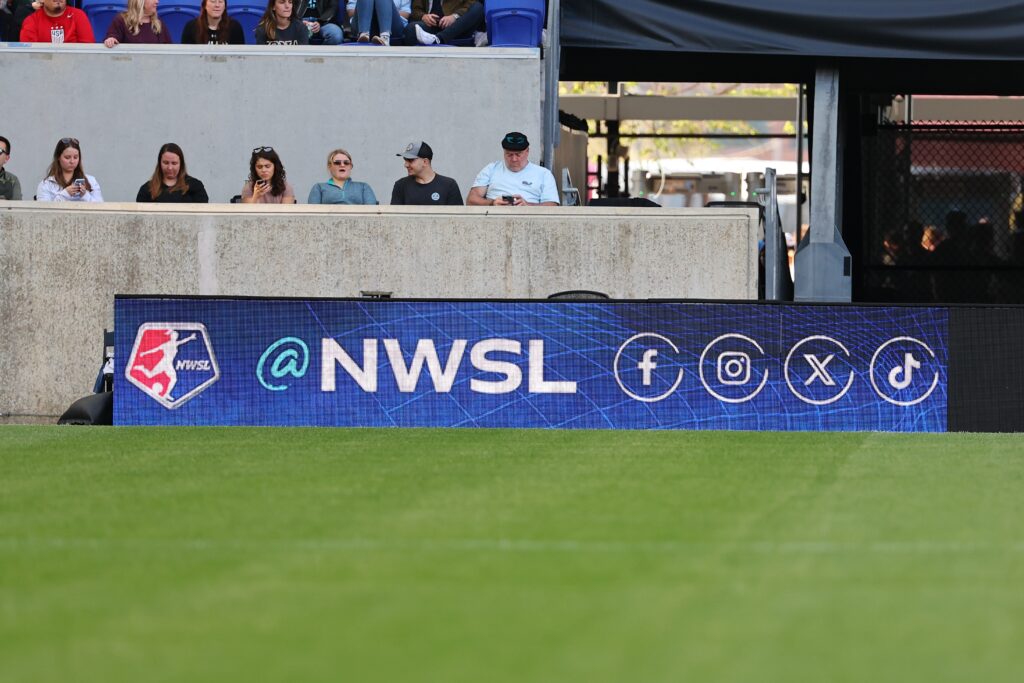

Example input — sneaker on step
[357,32,369,42]
[415,24,439,45]
[372,32,390,45]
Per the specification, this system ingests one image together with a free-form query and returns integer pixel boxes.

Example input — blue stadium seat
[81,1,122,42]
[485,0,544,48]
[230,3,264,44]
[159,5,201,43]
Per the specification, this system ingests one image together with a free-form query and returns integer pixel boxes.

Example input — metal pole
[764,168,783,300]
[796,83,806,238]
[606,81,621,197]
[541,0,561,168]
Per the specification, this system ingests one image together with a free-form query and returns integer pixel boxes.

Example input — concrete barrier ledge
[1,202,758,414]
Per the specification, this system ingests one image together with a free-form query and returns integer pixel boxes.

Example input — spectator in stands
[181,0,245,44]
[467,132,559,206]
[104,0,172,47]
[37,137,103,202]
[405,0,482,46]
[347,0,408,45]
[0,135,22,201]
[136,143,209,203]
[256,0,308,44]
[241,146,296,203]
[5,0,37,41]
[308,148,377,204]
[390,141,461,205]
[295,0,342,44]
[19,0,94,42]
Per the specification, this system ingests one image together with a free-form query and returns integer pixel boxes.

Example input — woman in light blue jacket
[308,148,377,205]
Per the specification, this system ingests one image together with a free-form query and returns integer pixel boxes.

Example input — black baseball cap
[397,141,433,160]
[501,132,529,151]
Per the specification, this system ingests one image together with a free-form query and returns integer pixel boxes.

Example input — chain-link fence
[861,122,1024,304]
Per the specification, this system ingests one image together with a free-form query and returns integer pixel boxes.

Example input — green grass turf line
[2,426,1023,682]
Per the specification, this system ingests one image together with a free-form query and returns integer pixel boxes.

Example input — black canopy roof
[561,1,1024,92]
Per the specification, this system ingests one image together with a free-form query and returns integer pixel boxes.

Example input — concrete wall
[0,44,541,204]
[0,202,759,416]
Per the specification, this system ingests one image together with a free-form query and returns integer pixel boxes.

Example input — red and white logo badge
[125,323,220,409]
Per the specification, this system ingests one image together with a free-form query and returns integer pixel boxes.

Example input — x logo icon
[803,353,836,386]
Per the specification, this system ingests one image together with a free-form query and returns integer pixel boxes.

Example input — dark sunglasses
[60,137,80,146]
[332,159,352,166]
[0,148,7,156]
[504,134,526,145]
[253,146,274,154]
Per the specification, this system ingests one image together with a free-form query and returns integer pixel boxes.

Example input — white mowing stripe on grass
[1,537,1023,555]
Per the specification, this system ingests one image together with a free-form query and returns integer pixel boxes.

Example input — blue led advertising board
[114,297,948,431]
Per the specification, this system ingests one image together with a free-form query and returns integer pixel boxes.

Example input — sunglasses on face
[0,149,7,156]
[332,159,352,166]
[253,146,274,154]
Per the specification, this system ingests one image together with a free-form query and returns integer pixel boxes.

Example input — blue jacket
[308,180,378,205]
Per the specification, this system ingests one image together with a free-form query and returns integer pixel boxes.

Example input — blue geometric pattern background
[115,298,948,432]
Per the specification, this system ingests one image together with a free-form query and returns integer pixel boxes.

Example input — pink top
[241,180,296,204]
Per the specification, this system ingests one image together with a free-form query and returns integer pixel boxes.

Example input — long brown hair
[148,143,190,199]
[257,0,290,42]
[248,147,287,197]
[196,0,237,44]
[45,137,91,192]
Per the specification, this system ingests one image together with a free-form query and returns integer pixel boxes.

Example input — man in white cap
[467,131,559,206]
[390,141,463,205]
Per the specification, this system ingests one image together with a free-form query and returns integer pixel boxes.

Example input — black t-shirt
[390,173,463,206]
[136,176,210,203]
[255,20,309,45]
[181,18,246,44]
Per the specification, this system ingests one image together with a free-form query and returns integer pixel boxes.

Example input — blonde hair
[122,0,164,36]
[327,148,353,167]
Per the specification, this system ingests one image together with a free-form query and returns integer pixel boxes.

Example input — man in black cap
[467,131,559,206]
[390,140,463,205]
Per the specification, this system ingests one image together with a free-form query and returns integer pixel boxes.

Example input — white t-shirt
[36,174,103,202]
[472,161,560,205]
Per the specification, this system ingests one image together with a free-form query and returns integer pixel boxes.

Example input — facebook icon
[613,333,685,402]
[638,348,659,386]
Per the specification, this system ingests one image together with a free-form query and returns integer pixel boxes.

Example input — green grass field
[2,426,1023,682]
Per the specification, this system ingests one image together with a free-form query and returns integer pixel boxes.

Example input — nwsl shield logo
[125,323,220,409]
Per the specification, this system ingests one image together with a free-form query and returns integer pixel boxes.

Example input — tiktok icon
[869,336,941,406]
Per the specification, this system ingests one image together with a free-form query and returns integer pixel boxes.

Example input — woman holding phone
[241,146,295,204]
[37,137,103,202]
[308,148,377,205]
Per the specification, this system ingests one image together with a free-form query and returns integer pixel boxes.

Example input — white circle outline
[869,336,940,406]
[698,333,769,404]
[783,335,855,405]
[613,333,685,403]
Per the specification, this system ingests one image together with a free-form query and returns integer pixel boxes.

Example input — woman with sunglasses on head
[37,137,103,202]
[181,0,245,44]
[103,0,171,47]
[241,146,296,204]
[136,143,209,203]
[308,148,377,205]
[255,0,308,44]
